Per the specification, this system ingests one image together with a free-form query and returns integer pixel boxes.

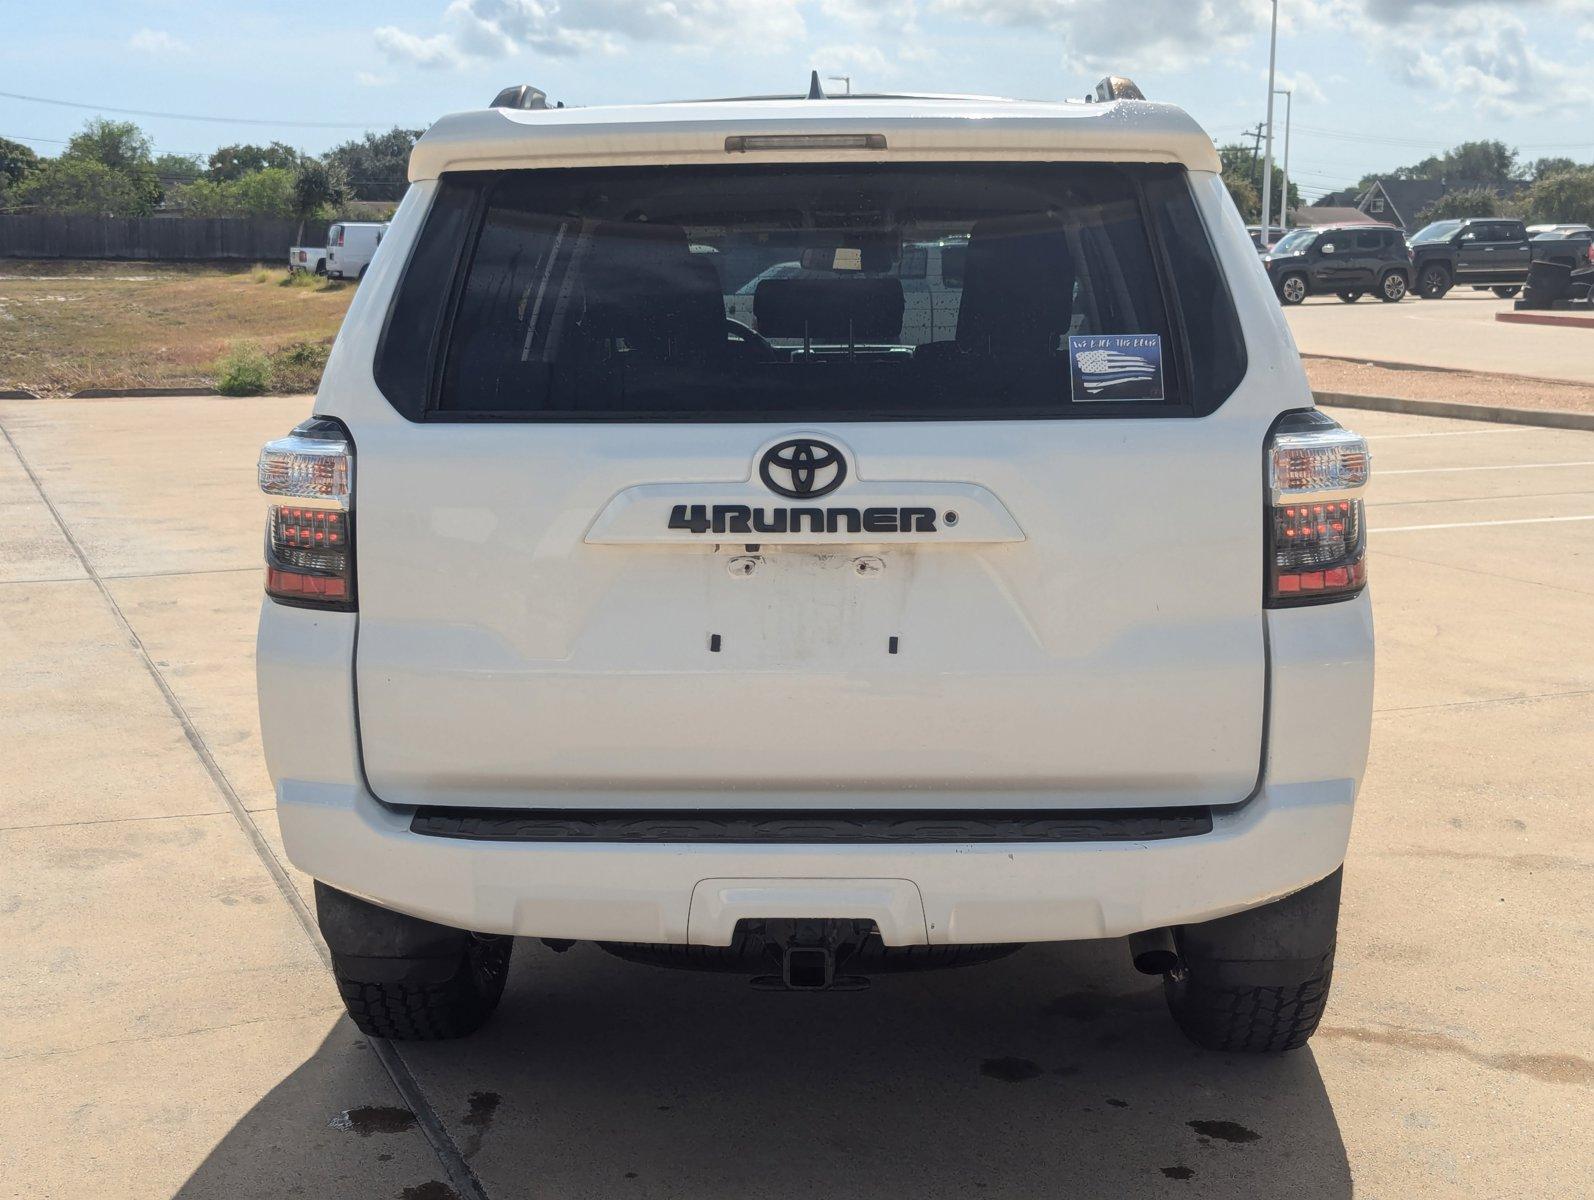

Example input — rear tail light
[258,418,354,610]
[1265,410,1369,606]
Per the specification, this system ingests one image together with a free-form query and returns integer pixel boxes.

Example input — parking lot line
[1372,513,1594,533]
[1379,460,1594,475]
[1366,427,1543,439]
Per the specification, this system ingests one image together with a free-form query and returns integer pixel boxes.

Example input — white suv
[257,80,1373,1052]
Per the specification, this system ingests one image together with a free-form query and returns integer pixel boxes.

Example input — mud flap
[314,880,472,983]
[1174,868,1342,988]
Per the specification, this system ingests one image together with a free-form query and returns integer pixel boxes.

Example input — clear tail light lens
[259,419,354,610]
[1266,410,1369,606]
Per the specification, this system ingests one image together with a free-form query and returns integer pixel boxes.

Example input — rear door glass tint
[380,163,1246,422]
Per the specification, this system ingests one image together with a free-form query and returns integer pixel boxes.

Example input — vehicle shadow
[175,938,1350,1199]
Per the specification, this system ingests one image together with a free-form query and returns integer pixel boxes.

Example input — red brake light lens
[259,420,354,611]
[1266,411,1369,607]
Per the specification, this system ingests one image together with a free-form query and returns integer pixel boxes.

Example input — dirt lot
[0,262,355,396]
[1,395,1589,1199]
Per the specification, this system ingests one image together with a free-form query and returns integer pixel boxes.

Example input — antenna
[807,71,826,100]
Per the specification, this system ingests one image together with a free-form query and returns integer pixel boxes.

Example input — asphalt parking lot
[2,396,1590,1199]
[1285,289,1594,385]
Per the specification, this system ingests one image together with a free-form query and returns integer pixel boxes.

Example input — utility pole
[1274,88,1293,229]
[1245,123,1265,185]
[1259,0,1280,246]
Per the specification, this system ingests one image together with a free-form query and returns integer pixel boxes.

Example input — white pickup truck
[287,245,325,275]
[257,78,1373,1052]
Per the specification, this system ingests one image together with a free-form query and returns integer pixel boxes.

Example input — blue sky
[7,1,1594,199]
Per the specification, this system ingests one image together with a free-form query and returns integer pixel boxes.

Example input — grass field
[0,261,356,396]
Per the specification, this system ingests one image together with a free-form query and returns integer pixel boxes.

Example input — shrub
[268,341,331,394]
[249,264,275,284]
[215,343,272,395]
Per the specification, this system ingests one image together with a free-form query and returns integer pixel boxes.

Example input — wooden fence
[0,215,333,260]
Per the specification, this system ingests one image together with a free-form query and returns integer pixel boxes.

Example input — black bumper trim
[407,807,1214,844]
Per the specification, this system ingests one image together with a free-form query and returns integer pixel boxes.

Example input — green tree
[10,157,156,215]
[1416,187,1502,225]
[1443,140,1518,186]
[0,136,40,189]
[228,167,297,217]
[1217,143,1299,223]
[291,157,350,238]
[64,118,152,171]
[60,118,161,209]
[1522,168,1594,227]
[1527,156,1579,183]
[166,167,299,217]
[152,152,204,185]
[326,127,422,201]
[207,141,300,182]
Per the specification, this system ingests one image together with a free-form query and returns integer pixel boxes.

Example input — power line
[0,88,386,129]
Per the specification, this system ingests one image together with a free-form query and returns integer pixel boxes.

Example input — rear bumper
[259,590,1372,946]
[276,775,1355,945]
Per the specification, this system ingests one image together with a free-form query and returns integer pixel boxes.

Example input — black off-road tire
[1379,271,1408,302]
[1418,264,1452,299]
[332,934,513,1040]
[1160,868,1342,1054]
[1164,947,1335,1053]
[1336,290,1363,303]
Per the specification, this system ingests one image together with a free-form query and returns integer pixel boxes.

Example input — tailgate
[352,418,1264,810]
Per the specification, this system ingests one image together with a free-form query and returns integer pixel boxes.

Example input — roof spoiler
[1091,76,1146,102]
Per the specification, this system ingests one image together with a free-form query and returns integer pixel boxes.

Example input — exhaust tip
[1129,928,1180,976]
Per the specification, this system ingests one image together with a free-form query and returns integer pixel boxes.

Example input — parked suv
[257,82,1374,1053]
[1409,216,1531,299]
[1264,223,1410,304]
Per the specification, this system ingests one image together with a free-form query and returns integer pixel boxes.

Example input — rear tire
[1278,273,1308,305]
[1492,285,1521,298]
[331,935,512,1040]
[1164,949,1335,1053]
[1336,291,1363,303]
[1379,271,1408,302]
[1161,868,1342,1054]
[1418,264,1452,299]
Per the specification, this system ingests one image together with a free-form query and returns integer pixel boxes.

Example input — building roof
[1361,179,1447,228]
[408,96,1224,180]
[1293,207,1376,227]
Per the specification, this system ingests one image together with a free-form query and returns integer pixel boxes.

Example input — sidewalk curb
[1496,310,1594,330]
[1315,390,1594,432]
[71,386,221,398]
[0,389,39,399]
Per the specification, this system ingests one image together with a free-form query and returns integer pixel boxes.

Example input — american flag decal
[1069,334,1164,401]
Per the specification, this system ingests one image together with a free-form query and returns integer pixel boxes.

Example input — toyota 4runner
[257,78,1374,1053]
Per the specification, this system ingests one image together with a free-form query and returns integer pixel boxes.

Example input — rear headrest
[957,213,1075,355]
[753,276,905,341]
[578,221,725,359]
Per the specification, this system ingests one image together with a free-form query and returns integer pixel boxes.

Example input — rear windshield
[376,162,1245,421]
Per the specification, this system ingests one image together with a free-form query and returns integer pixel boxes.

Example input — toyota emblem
[759,439,847,499]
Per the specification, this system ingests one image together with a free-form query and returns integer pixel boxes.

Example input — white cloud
[1272,70,1325,105]
[374,25,465,68]
[129,28,188,55]
[377,0,808,68]
[930,0,1273,71]
[1401,9,1593,115]
[813,43,895,78]
[357,71,394,87]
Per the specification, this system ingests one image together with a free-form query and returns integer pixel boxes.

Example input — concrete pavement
[1,396,1590,1198]
[1287,289,1594,385]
